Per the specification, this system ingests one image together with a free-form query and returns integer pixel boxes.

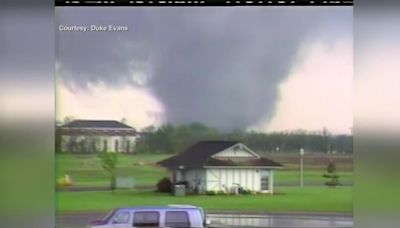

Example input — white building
[59,120,137,153]
[158,141,282,194]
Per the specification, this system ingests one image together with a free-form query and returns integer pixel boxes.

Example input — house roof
[157,140,282,169]
[61,120,134,129]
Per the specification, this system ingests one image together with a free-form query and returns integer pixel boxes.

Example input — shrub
[217,190,226,195]
[323,161,341,187]
[205,190,216,196]
[241,189,252,195]
[325,180,341,186]
[193,186,199,195]
[156,177,172,193]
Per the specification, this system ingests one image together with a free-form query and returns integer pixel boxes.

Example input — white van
[88,205,210,228]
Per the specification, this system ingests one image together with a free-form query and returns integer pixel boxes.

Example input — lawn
[57,186,352,213]
[56,154,353,187]
[56,154,169,186]
[57,154,352,214]
[275,170,353,185]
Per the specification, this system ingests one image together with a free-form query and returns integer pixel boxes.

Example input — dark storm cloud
[57,7,352,130]
[1,6,53,86]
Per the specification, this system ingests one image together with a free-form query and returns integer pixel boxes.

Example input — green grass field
[56,154,352,213]
[57,187,352,213]
[56,154,169,186]
[56,154,353,187]
[275,170,353,185]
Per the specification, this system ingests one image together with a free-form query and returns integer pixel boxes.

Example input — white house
[158,141,282,194]
[59,120,137,153]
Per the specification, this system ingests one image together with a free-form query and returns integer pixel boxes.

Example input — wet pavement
[208,213,353,227]
[56,212,353,227]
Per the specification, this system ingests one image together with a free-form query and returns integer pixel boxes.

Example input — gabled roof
[158,141,238,169]
[61,120,134,129]
[157,140,282,169]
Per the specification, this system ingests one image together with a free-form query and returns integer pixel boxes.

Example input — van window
[133,211,159,227]
[165,211,190,228]
[111,211,130,224]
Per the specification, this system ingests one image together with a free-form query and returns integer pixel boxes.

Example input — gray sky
[1,7,54,121]
[56,7,352,133]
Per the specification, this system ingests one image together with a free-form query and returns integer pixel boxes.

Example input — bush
[217,190,227,195]
[193,186,199,195]
[156,177,172,193]
[241,189,252,195]
[205,190,216,196]
[323,162,341,187]
[325,181,341,186]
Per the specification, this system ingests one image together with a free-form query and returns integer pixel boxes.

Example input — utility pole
[300,148,304,188]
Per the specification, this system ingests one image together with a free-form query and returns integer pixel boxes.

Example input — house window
[133,211,159,227]
[114,139,119,152]
[261,175,269,191]
[165,211,190,228]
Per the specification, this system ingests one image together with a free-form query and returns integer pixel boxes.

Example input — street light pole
[300,148,304,188]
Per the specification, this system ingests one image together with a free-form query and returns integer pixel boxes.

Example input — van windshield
[102,209,117,222]
[198,208,206,223]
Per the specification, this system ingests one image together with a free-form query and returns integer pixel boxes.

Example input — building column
[269,170,274,195]
[170,170,175,183]
[175,170,181,182]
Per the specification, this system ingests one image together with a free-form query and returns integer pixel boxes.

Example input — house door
[260,172,269,191]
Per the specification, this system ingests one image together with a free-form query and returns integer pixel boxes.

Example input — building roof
[157,140,282,169]
[61,120,134,129]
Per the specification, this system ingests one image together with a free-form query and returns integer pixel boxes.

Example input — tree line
[134,123,353,154]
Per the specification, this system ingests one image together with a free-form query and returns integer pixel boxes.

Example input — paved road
[208,213,353,228]
[56,212,353,227]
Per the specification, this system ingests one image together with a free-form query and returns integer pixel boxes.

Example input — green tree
[323,161,341,187]
[133,123,352,155]
[97,152,118,192]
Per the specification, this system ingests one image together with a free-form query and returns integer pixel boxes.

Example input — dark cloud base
[57,7,352,131]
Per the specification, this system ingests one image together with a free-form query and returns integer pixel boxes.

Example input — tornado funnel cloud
[57,7,352,131]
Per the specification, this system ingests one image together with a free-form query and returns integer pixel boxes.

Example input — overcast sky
[56,7,352,134]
